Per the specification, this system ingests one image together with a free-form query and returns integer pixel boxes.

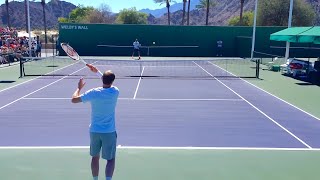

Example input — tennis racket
[60,43,87,65]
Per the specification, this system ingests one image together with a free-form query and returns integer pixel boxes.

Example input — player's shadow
[0,81,15,84]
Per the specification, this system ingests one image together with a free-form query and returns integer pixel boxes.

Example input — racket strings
[63,45,78,59]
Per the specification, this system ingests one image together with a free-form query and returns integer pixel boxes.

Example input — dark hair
[102,71,115,85]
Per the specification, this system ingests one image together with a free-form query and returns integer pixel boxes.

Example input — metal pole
[5,0,11,29]
[42,0,47,57]
[25,0,28,33]
[52,35,55,56]
[27,0,32,57]
[285,0,294,60]
[250,0,258,59]
[42,0,47,44]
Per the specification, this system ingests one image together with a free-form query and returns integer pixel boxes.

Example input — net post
[19,58,24,78]
[52,35,55,56]
[139,61,142,77]
[256,58,260,79]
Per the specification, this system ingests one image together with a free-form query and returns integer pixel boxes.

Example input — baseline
[0,146,317,151]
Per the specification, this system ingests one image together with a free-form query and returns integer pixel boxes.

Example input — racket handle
[79,58,87,65]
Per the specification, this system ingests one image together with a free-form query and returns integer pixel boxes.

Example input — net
[20,56,259,79]
[253,51,286,71]
[96,44,200,56]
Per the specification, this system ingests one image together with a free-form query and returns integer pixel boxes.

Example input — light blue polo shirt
[80,86,119,133]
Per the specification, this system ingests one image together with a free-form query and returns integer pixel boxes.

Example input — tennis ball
[153,42,155,44]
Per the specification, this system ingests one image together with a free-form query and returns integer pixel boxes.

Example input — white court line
[22,97,243,101]
[0,59,79,94]
[0,62,95,111]
[133,66,145,99]
[0,62,20,69]
[194,61,312,149]
[0,146,318,151]
[208,61,320,122]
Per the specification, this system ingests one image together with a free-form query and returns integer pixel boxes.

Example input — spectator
[36,36,42,57]
[216,39,223,57]
[0,26,34,65]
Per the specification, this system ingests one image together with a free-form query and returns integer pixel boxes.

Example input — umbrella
[270,26,320,44]
[270,26,320,76]
[297,26,320,44]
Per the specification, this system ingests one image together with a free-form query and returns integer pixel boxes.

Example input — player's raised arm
[71,78,85,103]
[86,64,103,77]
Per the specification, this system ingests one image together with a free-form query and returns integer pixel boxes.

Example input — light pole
[27,0,32,57]
[285,0,294,60]
[250,0,258,59]
[5,0,11,29]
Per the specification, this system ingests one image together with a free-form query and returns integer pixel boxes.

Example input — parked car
[280,58,314,77]
[309,60,320,84]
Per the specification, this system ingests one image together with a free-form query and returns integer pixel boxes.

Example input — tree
[258,0,316,26]
[86,4,114,23]
[187,0,191,25]
[58,4,114,24]
[206,0,209,25]
[116,8,148,24]
[69,6,95,23]
[58,17,69,23]
[154,0,172,25]
[196,0,216,9]
[181,0,187,25]
[239,0,245,25]
[228,11,253,26]
[196,0,216,25]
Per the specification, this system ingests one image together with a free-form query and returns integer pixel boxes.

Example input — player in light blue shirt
[71,64,119,180]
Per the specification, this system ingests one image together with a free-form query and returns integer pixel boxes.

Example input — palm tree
[182,0,187,25]
[5,0,11,28]
[41,0,48,45]
[196,0,216,25]
[239,0,245,25]
[196,0,215,9]
[206,0,209,25]
[154,0,171,25]
[187,0,191,25]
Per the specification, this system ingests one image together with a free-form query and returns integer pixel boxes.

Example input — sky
[30,0,168,13]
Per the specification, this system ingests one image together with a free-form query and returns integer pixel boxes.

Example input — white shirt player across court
[132,39,141,60]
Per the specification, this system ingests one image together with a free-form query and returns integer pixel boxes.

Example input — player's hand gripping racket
[60,43,87,65]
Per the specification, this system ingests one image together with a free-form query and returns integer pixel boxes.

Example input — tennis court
[1,56,320,180]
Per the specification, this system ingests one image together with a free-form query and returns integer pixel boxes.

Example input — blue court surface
[2,59,320,180]
[1,59,320,149]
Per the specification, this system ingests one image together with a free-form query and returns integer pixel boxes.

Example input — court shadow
[46,65,59,68]
[0,81,15,84]
[296,82,320,86]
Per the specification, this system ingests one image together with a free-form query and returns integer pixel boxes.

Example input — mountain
[140,0,200,18]
[0,0,319,28]
[0,0,76,29]
[152,0,320,26]
[152,0,255,25]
